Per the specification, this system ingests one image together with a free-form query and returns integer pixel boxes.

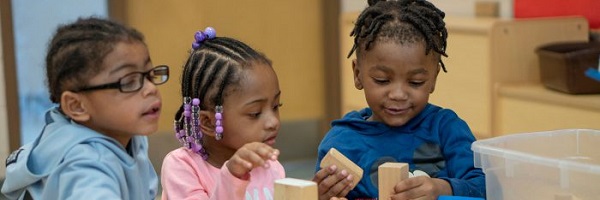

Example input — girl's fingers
[226,142,281,179]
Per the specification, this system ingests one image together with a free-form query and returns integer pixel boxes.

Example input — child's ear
[60,91,90,122]
[199,110,216,138]
[352,59,363,90]
[430,64,441,93]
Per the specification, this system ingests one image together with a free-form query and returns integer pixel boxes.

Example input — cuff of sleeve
[439,177,461,196]
[438,177,484,198]
[222,161,251,184]
[221,161,250,195]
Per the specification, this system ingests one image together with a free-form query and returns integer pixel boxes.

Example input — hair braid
[348,0,448,72]
[176,36,271,122]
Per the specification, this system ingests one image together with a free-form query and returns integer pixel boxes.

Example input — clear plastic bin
[472,129,600,200]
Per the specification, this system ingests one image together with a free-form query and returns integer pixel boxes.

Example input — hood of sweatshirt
[1,107,147,197]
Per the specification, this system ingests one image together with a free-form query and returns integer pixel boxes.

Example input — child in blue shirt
[316,0,486,199]
[1,17,166,199]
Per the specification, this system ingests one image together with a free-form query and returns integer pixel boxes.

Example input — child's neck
[205,148,235,169]
[206,156,227,168]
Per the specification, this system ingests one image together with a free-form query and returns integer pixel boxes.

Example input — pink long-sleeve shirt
[161,148,285,200]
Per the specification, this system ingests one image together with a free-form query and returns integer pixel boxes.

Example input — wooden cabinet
[496,83,600,135]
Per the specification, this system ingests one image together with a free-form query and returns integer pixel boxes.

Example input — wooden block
[274,178,317,200]
[319,148,363,188]
[475,1,499,17]
[378,162,409,200]
[554,193,582,200]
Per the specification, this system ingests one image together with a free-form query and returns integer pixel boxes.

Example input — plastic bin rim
[472,129,600,174]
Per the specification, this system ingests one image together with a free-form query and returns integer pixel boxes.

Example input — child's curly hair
[45,17,144,103]
[348,0,448,72]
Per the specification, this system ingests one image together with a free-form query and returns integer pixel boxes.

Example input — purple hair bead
[204,27,216,39]
[190,142,201,153]
[194,31,206,42]
[191,27,216,50]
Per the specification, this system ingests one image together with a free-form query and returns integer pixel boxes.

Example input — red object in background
[514,0,600,29]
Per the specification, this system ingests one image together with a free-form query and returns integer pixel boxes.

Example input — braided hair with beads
[348,0,449,72]
[173,27,272,159]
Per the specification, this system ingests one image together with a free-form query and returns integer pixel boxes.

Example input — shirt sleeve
[438,117,486,198]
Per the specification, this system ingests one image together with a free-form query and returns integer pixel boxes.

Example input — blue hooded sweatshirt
[316,104,485,199]
[1,107,158,199]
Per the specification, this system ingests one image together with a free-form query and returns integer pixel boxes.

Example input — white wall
[341,0,513,18]
[12,0,108,145]
[0,9,9,178]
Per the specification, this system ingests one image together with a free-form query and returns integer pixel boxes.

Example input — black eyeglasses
[75,65,169,93]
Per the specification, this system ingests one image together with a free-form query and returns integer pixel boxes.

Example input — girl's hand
[390,177,452,200]
[313,165,354,200]
[226,142,279,179]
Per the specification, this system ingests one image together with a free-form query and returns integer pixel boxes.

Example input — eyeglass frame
[74,65,169,93]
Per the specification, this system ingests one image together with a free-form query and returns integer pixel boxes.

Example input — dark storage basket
[536,42,600,94]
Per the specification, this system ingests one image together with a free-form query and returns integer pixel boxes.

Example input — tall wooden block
[319,148,363,187]
[378,162,409,200]
[274,178,318,200]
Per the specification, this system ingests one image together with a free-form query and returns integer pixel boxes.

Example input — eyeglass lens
[120,65,169,92]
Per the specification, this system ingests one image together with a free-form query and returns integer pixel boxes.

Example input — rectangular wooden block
[554,193,582,200]
[319,148,363,188]
[475,1,499,17]
[274,178,317,200]
[378,162,409,200]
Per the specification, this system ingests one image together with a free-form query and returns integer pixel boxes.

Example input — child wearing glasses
[160,27,353,200]
[1,17,167,199]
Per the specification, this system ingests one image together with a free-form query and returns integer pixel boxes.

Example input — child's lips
[143,101,162,118]
[385,106,410,115]
[264,135,277,146]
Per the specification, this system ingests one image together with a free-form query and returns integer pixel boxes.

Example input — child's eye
[249,112,261,118]
[409,81,425,87]
[372,78,389,84]
[274,103,283,111]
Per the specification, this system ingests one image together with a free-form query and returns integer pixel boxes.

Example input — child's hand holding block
[319,148,363,188]
[274,178,317,200]
[378,162,409,200]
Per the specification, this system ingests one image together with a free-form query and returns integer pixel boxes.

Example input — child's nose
[265,114,280,131]
[389,86,408,100]
[141,78,159,96]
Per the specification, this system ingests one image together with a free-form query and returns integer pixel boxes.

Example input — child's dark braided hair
[176,37,272,119]
[46,17,144,103]
[348,0,448,72]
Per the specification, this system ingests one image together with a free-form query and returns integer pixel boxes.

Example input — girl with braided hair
[161,27,353,200]
[316,0,486,199]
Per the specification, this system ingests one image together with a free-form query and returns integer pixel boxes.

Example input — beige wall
[124,1,326,134]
